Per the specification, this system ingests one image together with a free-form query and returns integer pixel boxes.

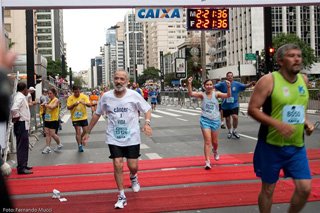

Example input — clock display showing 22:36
[187,9,229,31]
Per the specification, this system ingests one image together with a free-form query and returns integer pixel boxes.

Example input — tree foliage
[272,33,318,69]
[141,67,161,82]
[47,59,68,77]
[73,76,85,89]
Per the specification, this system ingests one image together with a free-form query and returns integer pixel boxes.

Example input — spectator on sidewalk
[11,82,33,175]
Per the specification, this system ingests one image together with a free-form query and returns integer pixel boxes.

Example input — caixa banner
[136,8,183,22]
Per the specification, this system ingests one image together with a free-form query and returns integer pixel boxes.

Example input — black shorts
[219,104,222,111]
[44,121,59,129]
[108,144,141,159]
[223,107,239,117]
[72,119,88,127]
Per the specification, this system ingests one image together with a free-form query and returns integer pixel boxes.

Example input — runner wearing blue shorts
[248,44,315,213]
[188,77,231,169]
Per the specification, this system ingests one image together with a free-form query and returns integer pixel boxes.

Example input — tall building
[212,6,320,72]
[143,17,188,70]
[36,9,64,61]
[124,11,144,78]
[115,22,125,72]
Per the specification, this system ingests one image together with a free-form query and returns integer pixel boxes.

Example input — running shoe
[130,174,140,193]
[78,145,84,152]
[205,161,211,170]
[227,132,232,139]
[54,144,63,152]
[42,147,51,154]
[233,131,240,139]
[221,124,226,129]
[114,195,127,209]
[213,150,220,161]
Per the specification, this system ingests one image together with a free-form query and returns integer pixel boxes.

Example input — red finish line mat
[9,149,320,179]
[7,161,320,196]
[12,178,320,213]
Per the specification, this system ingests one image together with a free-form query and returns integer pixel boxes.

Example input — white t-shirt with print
[96,89,151,147]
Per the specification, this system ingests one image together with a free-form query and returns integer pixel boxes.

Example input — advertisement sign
[175,58,186,79]
[136,8,183,22]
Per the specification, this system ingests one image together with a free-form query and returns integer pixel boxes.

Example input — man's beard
[113,82,126,92]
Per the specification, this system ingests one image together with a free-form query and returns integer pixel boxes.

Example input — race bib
[114,126,130,139]
[45,114,51,120]
[93,100,97,104]
[226,97,234,103]
[74,111,83,119]
[282,105,305,124]
[152,95,156,98]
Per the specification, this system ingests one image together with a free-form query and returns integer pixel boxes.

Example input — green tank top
[258,72,309,147]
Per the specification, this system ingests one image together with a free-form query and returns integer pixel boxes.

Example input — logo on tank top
[298,86,306,95]
[283,87,290,97]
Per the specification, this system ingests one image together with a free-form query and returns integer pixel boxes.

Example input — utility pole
[26,10,35,94]
[264,7,273,74]
[201,31,206,82]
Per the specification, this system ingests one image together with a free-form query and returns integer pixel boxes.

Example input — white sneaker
[114,195,127,209]
[213,149,220,161]
[54,144,63,152]
[130,174,140,193]
[205,161,211,170]
[42,147,51,154]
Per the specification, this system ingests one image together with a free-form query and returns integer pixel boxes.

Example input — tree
[47,59,68,77]
[164,72,177,86]
[73,76,85,89]
[141,67,161,82]
[272,33,317,69]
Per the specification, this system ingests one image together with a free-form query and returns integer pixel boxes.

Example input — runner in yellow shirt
[42,88,63,154]
[67,85,91,152]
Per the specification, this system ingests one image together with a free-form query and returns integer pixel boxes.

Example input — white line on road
[140,144,149,149]
[153,110,181,117]
[239,134,257,141]
[151,113,162,118]
[98,116,106,122]
[176,118,188,122]
[181,108,201,113]
[145,153,162,159]
[61,115,71,123]
[167,109,199,116]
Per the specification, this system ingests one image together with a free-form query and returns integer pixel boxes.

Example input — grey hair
[276,44,301,60]
[115,70,130,80]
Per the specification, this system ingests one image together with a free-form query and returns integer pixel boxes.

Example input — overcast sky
[63,9,129,72]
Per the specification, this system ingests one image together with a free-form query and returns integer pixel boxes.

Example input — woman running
[188,77,231,169]
[42,88,63,154]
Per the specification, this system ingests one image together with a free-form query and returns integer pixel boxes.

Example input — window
[4,24,11,32]
[4,10,11,17]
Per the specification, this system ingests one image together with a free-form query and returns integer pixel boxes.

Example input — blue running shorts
[200,116,220,132]
[253,140,311,183]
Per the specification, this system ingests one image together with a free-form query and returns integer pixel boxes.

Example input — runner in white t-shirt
[82,70,152,209]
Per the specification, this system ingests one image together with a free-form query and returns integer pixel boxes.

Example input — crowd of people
[0,41,316,212]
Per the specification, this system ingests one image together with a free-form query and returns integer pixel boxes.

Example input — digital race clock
[187,9,229,31]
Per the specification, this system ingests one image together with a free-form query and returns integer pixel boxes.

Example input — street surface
[8,104,320,212]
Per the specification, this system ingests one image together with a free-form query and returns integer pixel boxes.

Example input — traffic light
[200,68,203,72]
[34,74,42,84]
[268,47,275,57]
[135,64,137,72]
[273,62,279,71]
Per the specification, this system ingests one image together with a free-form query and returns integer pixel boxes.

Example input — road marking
[153,110,181,117]
[98,116,105,122]
[151,113,162,118]
[239,134,257,140]
[176,118,188,122]
[145,153,162,159]
[161,168,177,171]
[61,114,71,123]
[167,109,199,116]
[140,144,149,149]
[181,108,201,113]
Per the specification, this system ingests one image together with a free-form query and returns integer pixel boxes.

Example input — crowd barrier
[160,89,320,113]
